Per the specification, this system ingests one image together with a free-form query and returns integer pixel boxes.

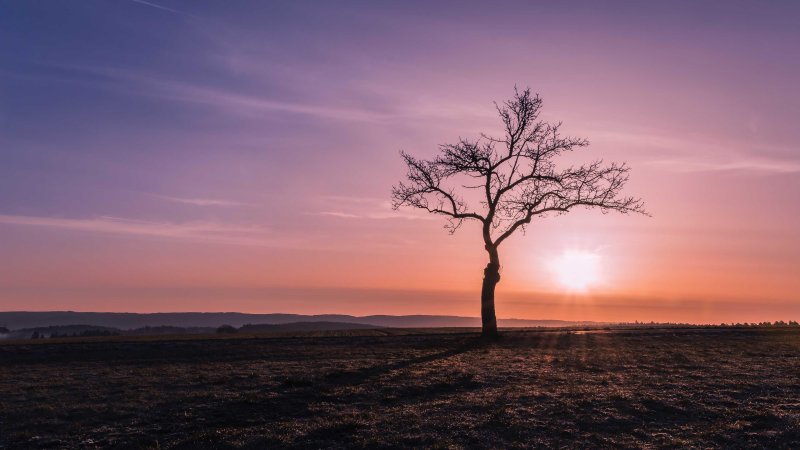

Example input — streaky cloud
[314,211,361,219]
[311,196,434,220]
[646,157,800,174]
[592,129,800,174]
[0,214,296,247]
[32,63,492,125]
[50,64,397,123]
[129,0,195,18]
[153,195,246,207]
[311,211,434,220]
[321,195,388,204]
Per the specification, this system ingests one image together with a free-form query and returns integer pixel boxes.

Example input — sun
[550,250,602,291]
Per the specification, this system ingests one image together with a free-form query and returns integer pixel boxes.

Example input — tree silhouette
[392,88,647,338]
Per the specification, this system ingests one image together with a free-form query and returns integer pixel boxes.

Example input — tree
[216,324,238,334]
[392,88,647,338]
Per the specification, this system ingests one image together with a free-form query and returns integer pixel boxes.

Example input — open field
[2,328,799,449]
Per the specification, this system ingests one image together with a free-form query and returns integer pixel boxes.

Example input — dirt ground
[1,327,799,448]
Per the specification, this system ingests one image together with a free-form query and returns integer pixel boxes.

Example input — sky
[1,0,799,323]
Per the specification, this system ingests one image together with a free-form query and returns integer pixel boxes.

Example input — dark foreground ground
[2,328,800,449]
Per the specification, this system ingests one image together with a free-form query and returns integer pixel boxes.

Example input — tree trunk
[481,246,500,338]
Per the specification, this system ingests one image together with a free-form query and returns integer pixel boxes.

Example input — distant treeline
[2,320,799,340]
[3,324,212,340]
[0,322,380,339]
[620,320,800,327]
[43,329,119,339]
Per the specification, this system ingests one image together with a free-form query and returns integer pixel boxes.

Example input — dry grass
[1,328,799,448]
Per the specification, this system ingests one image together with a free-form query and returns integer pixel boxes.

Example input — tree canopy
[392,88,647,251]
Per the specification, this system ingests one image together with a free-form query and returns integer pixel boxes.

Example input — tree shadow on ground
[168,337,486,448]
[322,337,483,387]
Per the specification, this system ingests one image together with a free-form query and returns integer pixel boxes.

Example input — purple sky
[1,1,799,322]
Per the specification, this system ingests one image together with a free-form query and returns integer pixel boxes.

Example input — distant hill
[0,311,599,331]
[239,321,382,333]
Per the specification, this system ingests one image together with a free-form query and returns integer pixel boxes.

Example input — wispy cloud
[592,129,800,174]
[47,65,396,123]
[646,157,800,174]
[320,195,388,204]
[315,211,362,219]
[147,79,392,122]
[310,196,434,220]
[313,211,429,220]
[153,194,246,207]
[33,63,492,125]
[130,0,195,18]
[0,214,293,247]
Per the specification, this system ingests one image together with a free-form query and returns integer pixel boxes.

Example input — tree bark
[481,246,500,338]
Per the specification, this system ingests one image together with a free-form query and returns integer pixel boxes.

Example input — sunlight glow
[550,250,602,291]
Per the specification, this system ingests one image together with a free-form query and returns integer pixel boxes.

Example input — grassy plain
[1,327,799,448]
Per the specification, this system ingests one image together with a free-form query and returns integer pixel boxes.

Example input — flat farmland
[1,328,799,449]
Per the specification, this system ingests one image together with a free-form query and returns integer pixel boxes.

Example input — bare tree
[392,88,647,338]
